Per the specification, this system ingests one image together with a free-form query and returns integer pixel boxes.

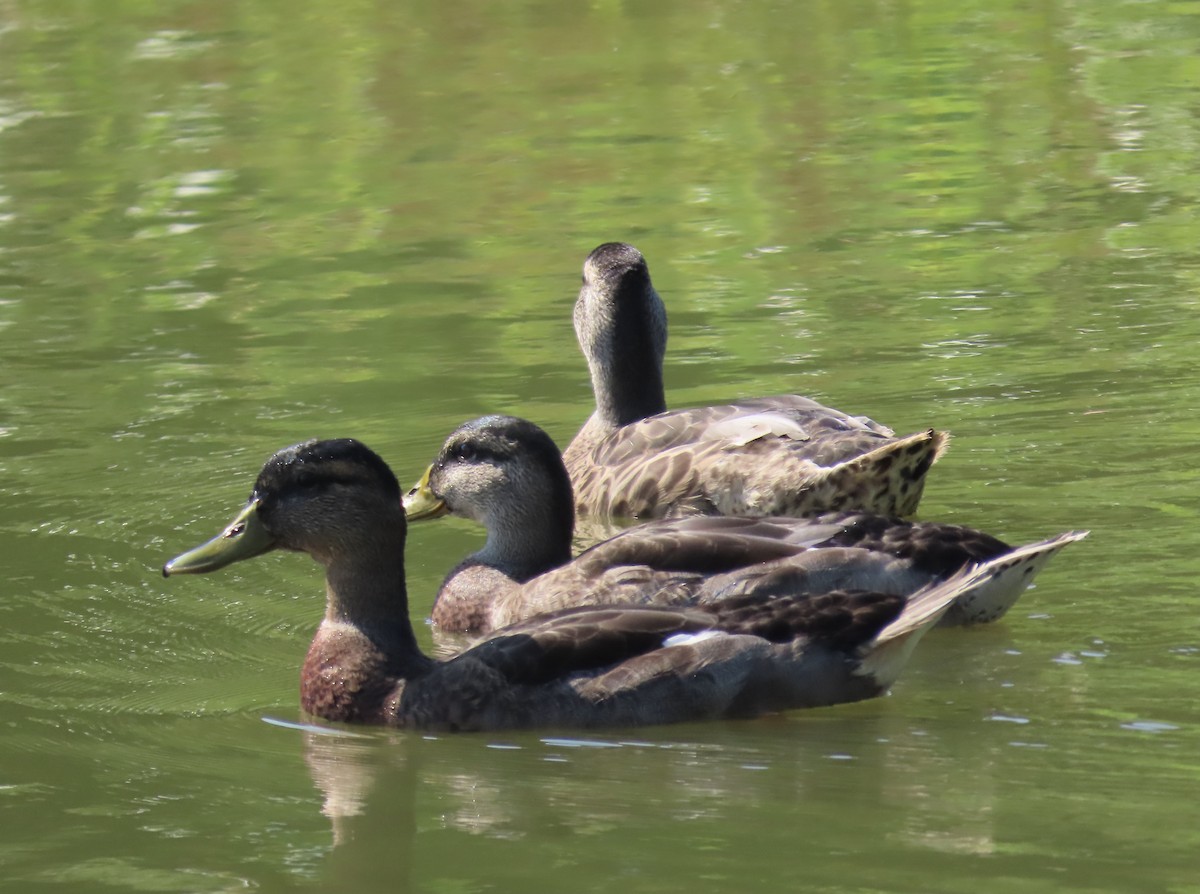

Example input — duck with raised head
[163,438,1012,731]
[405,415,1086,636]
[564,242,951,520]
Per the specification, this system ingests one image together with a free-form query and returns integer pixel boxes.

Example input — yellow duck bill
[402,465,449,521]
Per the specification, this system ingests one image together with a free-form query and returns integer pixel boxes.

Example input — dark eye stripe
[447,442,502,464]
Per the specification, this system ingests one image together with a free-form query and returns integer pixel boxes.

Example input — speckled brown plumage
[300,622,412,724]
[563,243,950,519]
[405,416,1087,636]
[164,438,994,732]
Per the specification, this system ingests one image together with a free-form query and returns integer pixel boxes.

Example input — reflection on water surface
[2,0,1199,891]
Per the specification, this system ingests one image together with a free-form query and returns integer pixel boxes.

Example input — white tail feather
[943,530,1090,626]
[858,529,1089,686]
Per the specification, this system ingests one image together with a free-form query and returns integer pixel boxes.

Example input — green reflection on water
[2,0,1200,891]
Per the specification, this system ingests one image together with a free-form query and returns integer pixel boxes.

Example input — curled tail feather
[855,529,1087,687]
[810,429,950,517]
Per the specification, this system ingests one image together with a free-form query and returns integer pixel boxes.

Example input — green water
[2,0,1198,890]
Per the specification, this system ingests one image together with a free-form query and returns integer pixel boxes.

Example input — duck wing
[572,417,946,519]
[461,590,907,687]
[589,399,894,466]
[571,516,834,573]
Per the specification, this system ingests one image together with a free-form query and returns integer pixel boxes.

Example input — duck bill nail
[162,499,277,577]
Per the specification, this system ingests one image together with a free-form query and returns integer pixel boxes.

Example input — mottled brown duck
[405,416,1086,635]
[563,242,950,519]
[163,438,996,732]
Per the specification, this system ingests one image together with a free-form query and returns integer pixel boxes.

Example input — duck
[404,415,1087,636]
[563,242,951,519]
[163,438,1008,732]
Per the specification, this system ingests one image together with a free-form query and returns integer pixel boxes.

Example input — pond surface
[2,1,1198,891]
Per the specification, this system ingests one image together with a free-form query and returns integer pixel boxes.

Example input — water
[2,0,1199,890]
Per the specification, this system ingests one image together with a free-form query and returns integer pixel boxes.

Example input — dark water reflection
[2,0,1200,891]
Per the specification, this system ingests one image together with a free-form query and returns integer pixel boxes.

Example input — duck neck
[588,354,667,430]
[301,542,432,724]
[475,500,573,582]
[322,546,424,661]
[582,282,668,429]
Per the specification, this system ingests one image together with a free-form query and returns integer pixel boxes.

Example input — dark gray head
[163,438,405,577]
[574,243,668,426]
[254,439,401,504]
[253,439,405,564]
[426,415,575,561]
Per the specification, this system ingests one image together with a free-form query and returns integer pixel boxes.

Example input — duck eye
[452,443,476,462]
